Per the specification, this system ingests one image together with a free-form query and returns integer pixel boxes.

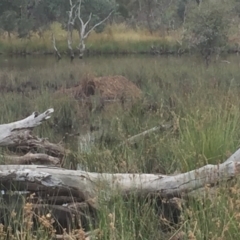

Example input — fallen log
[0,146,239,202]
[13,135,65,158]
[0,108,65,162]
[0,108,54,146]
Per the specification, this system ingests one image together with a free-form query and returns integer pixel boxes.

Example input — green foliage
[17,17,34,38]
[0,10,17,36]
[184,1,231,64]
[177,0,188,22]
[0,0,116,38]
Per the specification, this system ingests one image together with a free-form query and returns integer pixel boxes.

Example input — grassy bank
[0,23,183,55]
[1,22,239,56]
[0,55,240,238]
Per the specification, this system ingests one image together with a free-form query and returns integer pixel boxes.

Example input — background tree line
[0,0,240,63]
[0,0,229,38]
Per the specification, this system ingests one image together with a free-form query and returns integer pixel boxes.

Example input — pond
[0,53,239,78]
[0,54,204,70]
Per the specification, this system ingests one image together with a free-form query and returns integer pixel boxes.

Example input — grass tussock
[0,55,240,238]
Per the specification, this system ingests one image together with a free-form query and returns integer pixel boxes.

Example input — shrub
[184,1,231,66]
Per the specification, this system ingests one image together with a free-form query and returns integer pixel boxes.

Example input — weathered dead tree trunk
[0,151,239,203]
[0,108,64,165]
[0,108,53,146]
[51,0,114,60]
[67,0,78,61]
[76,1,114,59]
[52,34,61,61]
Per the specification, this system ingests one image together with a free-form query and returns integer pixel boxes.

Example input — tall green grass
[0,54,240,238]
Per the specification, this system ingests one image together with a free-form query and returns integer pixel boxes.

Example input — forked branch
[52,34,62,60]
[0,108,54,146]
[52,34,61,60]
[75,0,114,58]
[84,10,114,39]
[52,0,114,59]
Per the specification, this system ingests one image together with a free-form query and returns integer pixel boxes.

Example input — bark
[2,153,60,165]
[0,108,65,159]
[0,147,239,203]
[13,134,65,158]
[0,108,54,146]
[67,0,78,61]
[76,0,114,58]
[52,34,61,60]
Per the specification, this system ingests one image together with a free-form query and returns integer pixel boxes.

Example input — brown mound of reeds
[56,75,142,101]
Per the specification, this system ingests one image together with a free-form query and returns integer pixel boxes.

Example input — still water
[0,51,239,72]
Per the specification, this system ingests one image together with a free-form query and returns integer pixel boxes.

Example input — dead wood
[14,134,65,158]
[0,144,239,204]
[0,108,54,146]
[124,122,173,145]
[52,34,61,60]
[0,108,65,162]
[2,153,60,165]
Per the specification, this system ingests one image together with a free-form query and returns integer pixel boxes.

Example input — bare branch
[76,0,85,36]
[75,0,114,58]
[0,108,54,146]
[124,123,172,145]
[83,13,93,38]
[52,34,61,60]
[84,10,114,39]
[0,108,64,160]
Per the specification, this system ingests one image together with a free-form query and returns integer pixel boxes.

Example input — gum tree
[184,1,231,66]
[66,0,116,59]
[0,10,17,38]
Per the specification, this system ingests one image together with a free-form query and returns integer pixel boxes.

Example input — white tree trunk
[0,108,64,164]
[0,108,54,146]
[0,147,239,203]
[52,34,61,60]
